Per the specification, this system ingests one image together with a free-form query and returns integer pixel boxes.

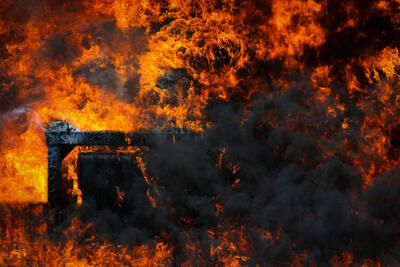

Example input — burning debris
[47,120,77,133]
[1,0,400,266]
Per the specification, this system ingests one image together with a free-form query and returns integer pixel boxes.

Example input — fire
[0,206,173,266]
[0,0,400,265]
[267,0,325,61]
[0,124,47,202]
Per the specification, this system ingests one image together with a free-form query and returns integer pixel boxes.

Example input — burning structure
[46,120,201,207]
[1,0,400,265]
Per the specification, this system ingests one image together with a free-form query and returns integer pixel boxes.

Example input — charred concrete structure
[46,121,201,208]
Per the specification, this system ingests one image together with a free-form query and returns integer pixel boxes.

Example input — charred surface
[45,121,203,208]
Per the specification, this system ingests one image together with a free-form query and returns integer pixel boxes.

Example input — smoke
[43,78,400,265]
[1,0,400,265]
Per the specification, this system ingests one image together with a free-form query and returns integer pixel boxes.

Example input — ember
[1,0,400,265]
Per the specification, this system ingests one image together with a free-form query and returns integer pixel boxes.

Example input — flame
[0,206,173,266]
[0,0,399,265]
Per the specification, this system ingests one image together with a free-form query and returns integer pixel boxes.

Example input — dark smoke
[45,79,400,265]
[1,0,400,265]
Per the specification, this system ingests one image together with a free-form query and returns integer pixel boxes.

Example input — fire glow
[1,0,400,266]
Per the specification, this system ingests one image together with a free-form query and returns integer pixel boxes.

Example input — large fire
[1,0,400,265]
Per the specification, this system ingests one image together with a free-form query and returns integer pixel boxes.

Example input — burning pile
[1,0,400,265]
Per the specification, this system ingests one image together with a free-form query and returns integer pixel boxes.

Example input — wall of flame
[0,0,400,265]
